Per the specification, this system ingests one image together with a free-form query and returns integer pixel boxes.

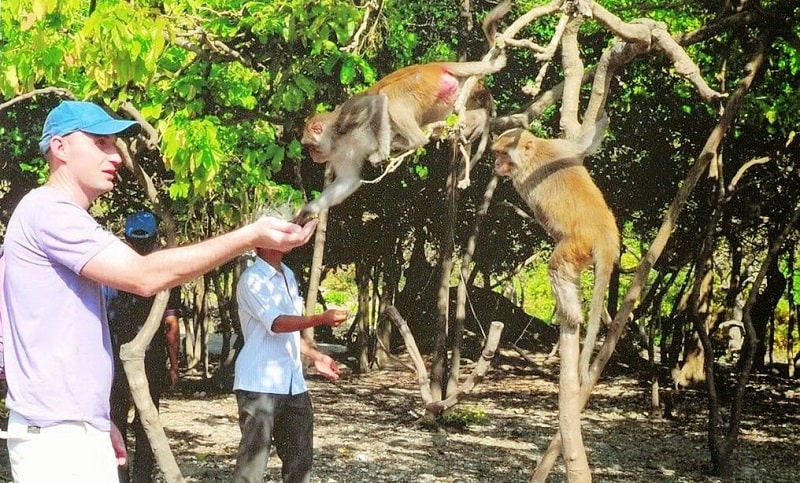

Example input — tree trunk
[431,155,459,403]
[121,291,185,483]
[712,207,800,475]
[450,176,498,395]
[303,167,332,344]
[355,263,372,372]
[184,276,208,372]
[788,250,796,379]
[751,257,786,370]
[558,323,591,482]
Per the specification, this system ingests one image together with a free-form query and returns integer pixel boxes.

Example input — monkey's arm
[295,168,362,224]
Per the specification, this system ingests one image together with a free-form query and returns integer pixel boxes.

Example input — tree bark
[431,155,459,404]
[303,166,333,344]
[356,263,372,372]
[119,291,185,483]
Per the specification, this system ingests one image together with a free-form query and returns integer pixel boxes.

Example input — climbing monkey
[297,2,511,221]
[492,116,619,384]
[297,93,391,223]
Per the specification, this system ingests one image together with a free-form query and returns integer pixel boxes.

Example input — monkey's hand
[292,205,318,226]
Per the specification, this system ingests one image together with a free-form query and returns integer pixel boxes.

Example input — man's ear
[49,136,67,160]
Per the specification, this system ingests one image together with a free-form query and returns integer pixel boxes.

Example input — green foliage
[443,405,489,427]
[434,405,490,430]
[518,260,556,321]
[319,267,357,313]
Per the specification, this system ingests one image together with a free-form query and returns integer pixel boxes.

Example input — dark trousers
[110,352,167,483]
[232,390,314,483]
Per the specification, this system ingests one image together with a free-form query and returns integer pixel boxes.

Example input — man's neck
[46,173,94,209]
[258,249,284,271]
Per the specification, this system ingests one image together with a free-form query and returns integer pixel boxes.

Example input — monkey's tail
[579,260,614,386]
[482,0,512,45]
[440,55,507,78]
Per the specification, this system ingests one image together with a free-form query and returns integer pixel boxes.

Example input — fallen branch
[385,305,507,416]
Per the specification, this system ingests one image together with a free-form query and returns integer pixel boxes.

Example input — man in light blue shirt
[233,243,348,483]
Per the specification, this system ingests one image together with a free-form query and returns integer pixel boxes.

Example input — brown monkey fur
[492,118,619,384]
[297,93,390,223]
[297,2,510,221]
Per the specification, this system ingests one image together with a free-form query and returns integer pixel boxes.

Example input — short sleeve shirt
[233,256,307,395]
[2,186,118,430]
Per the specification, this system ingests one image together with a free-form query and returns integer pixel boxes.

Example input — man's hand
[110,422,127,467]
[321,309,350,328]
[313,353,341,380]
[253,216,318,252]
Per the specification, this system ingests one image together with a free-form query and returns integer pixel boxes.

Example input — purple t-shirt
[2,186,119,430]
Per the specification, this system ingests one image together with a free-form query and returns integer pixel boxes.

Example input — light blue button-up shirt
[233,256,307,395]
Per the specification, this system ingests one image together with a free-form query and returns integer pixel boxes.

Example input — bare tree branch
[0,87,75,112]
[728,156,770,192]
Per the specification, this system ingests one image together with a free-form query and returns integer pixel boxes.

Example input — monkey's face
[301,113,335,164]
[304,143,328,164]
[492,129,524,177]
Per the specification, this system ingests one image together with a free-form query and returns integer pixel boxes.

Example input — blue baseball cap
[124,210,158,240]
[39,101,141,154]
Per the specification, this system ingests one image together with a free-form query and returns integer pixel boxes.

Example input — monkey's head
[492,128,533,177]
[301,111,337,164]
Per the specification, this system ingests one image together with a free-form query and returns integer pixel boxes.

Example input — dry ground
[1,350,798,482]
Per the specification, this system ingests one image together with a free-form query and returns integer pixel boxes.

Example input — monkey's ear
[522,136,537,157]
[308,121,324,135]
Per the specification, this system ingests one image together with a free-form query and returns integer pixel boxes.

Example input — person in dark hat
[1,100,318,482]
[106,210,181,483]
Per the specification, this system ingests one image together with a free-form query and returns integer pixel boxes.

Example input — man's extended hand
[111,422,127,467]
[253,216,318,252]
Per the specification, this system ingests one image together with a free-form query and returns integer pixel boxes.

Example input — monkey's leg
[550,264,583,328]
[579,260,615,386]
[388,105,430,150]
[548,258,584,396]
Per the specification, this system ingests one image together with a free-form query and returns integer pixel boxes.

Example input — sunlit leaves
[78,3,167,90]
[285,138,304,160]
[209,63,264,110]
[162,114,229,197]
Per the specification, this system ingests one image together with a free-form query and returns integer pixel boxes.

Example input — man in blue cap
[2,100,318,482]
[106,210,181,483]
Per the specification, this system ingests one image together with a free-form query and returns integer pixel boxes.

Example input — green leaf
[339,57,356,85]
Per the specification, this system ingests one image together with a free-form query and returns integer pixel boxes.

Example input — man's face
[52,131,123,198]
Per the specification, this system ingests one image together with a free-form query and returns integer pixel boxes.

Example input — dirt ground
[1,349,798,483]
